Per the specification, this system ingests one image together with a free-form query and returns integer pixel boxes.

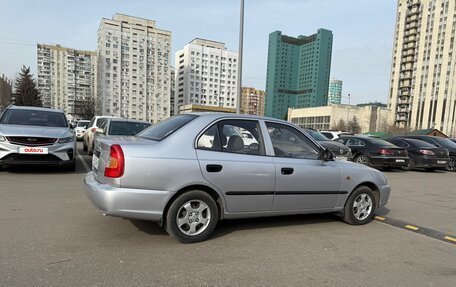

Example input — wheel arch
[352,181,380,208]
[162,184,225,226]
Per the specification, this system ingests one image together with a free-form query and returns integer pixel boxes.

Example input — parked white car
[320,130,351,140]
[74,120,90,141]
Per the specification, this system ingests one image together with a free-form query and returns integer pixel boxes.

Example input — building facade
[241,87,265,116]
[0,73,13,110]
[388,0,456,137]
[97,14,172,122]
[36,44,97,120]
[265,29,333,120]
[174,38,239,115]
[288,104,392,133]
[327,78,342,104]
[169,67,176,116]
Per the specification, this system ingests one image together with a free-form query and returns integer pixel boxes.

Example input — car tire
[425,168,436,172]
[447,157,456,172]
[165,190,218,243]
[354,154,370,166]
[65,160,76,172]
[83,140,88,152]
[403,157,414,171]
[342,186,376,225]
[88,142,94,156]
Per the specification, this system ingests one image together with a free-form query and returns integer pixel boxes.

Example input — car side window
[321,132,333,139]
[197,119,264,156]
[98,121,108,135]
[396,140,408,148]
[266,122,320,160]
[347,138,365,146]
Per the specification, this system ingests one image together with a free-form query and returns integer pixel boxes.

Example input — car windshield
[305,130,329,141]
[367,138,396,147]
[108,121,152,136]
[137,114,198,141]
[0,109,68,127]
[77,121,89,128]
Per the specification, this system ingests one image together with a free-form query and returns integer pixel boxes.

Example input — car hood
[0,124,71,138]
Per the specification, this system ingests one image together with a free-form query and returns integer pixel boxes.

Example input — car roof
[185,112,291,125]
[7,105,64,113]
[108,118,151,124]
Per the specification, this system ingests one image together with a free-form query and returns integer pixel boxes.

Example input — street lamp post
[236,0,245,114]
[346,93,351,124]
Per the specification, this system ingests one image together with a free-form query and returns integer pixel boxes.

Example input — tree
[0,76,12,110]
[74,97,96,119]
[332,119,347,131]
[347,116,361,134]
[13,66,42,107]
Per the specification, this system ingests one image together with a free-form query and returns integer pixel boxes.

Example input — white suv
[320,130,351,140]
[83,116,113,155]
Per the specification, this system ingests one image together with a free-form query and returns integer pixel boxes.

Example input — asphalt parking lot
[0,143,455,286]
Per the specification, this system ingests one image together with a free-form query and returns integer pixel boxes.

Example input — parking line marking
[374,216,455,246]
[444,236,456,243]
[405,225,419,231]
[77,152,91,173]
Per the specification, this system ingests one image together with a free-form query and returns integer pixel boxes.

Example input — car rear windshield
[305,130,329,141]
[0,109,68,127]
[404,138,436,148]
[109,121,151,136]
[435,138,456,149]
[137,114,198,141]
[367,138,397,147]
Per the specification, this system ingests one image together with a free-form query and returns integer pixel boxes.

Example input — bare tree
[74,97,96,119]
[332,119,347,131]
[13,66,42,107]
[347,116,361,134]
[384,123,411,136]
[0,76,12,110]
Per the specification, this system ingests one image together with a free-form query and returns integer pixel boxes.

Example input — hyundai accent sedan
[84,114,391,243]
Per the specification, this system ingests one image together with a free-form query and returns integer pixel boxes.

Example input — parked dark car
[402,135,456,171]
[386,137,450,171]
[335,136,409,169]
[304,129,353,161]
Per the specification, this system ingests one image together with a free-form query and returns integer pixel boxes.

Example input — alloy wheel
[176,200,211,236]
[355,155,368,165]
[448,157,456,171]
[352,193,373,221]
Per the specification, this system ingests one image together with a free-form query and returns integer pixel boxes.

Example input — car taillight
[379,149,394,155]
[104,144,124,178]
[91,127,97,133]
[420,149,435,155]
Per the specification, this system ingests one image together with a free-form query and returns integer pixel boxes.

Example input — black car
[335,136,409,169]
[304,129,353,160]
[402,135,456,171]
[386,137,450,171]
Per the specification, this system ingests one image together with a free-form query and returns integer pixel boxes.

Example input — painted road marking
[374,216,455,246]
[405,225,419,231]
[77,152,91,173]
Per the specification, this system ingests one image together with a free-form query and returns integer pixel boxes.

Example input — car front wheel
[165,190,218,243]
[342,186,376,225]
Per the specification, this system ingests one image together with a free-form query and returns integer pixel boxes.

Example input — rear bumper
[413,156,449,169]
[369,156,409,168]
[84,172,175,222]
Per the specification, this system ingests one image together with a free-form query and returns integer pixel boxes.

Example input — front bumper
[0,140,75,166]
[378,184,391,208]
[369,156,409,168]
[84,172,175,222]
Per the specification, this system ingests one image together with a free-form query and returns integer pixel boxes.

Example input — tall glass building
[265,29,333,119]
[328,78,342,104]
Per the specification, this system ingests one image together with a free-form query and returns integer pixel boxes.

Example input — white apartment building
[37,44,97,120]
[97,14,172,122]
[388,0,456,137]
[174,38,239,114]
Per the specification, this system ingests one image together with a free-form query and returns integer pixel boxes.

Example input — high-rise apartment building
[241,87,265,116]
[170,67,176,116]
[388,0,456,136]
[328,78,342,104]
[97,14,172,122]
[174,38,238,115]
[265,29,333,119]
[37,44,97,120]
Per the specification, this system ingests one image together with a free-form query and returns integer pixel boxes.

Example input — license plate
[396,159,405,163]
[437,161,447,164]
[18,147,48,154]
[92,156,99,170]
[335,156,348,161]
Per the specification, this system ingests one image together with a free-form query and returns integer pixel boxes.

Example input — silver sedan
[84,113,391,243]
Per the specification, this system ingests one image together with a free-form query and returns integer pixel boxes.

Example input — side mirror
[323,148,335,161]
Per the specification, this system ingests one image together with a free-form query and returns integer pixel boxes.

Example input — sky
[0,0,397,105]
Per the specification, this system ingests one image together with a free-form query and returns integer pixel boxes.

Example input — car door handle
[206,164,223,173]
[281,167,294,175]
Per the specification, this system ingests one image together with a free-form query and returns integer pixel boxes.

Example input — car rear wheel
[165,190,218,243]
[65,159,76,172]
[354,154,370,166]
[403,157,414,171]
[447,157,456,172]
[342,186,376,225]
[83,140,88,152]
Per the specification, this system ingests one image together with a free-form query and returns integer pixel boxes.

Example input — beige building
[97,14,172,122]
[37,44,97,120]
[178,104,235,114]
[241,87,265,116]
[388,0,456,137]
[288,104,392,133]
